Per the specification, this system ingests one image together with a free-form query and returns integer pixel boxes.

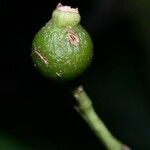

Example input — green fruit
[31,3,93,81]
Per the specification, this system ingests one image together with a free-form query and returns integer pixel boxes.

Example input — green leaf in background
[0,132,30,150]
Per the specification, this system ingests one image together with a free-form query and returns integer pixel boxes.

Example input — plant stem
[73,85,130,150]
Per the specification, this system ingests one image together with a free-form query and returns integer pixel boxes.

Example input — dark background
[1,0,150,149]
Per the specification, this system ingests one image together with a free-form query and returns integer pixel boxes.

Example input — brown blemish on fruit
[34,50,48,65]
[67,30,79,46]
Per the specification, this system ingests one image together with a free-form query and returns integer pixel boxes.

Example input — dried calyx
[56,3,79,13]
[52,3,81,27]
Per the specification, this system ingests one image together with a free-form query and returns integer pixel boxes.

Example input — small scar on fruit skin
[67,31,79,46]
[34,49,48,65]
[56,70,63,77]
[56,72,62,77]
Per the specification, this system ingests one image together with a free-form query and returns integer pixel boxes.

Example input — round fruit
[31,3,93,81]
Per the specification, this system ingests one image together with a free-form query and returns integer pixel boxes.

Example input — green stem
[73,85,130,150]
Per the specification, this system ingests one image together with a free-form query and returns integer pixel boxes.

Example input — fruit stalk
[73,86,131,150]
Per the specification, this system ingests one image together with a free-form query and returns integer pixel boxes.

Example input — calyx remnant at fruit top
[52,3,81,27]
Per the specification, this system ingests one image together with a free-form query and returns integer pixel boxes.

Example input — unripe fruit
[31,3,93,81]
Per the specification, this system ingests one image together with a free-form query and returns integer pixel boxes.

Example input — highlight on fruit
[31,3,93,81]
